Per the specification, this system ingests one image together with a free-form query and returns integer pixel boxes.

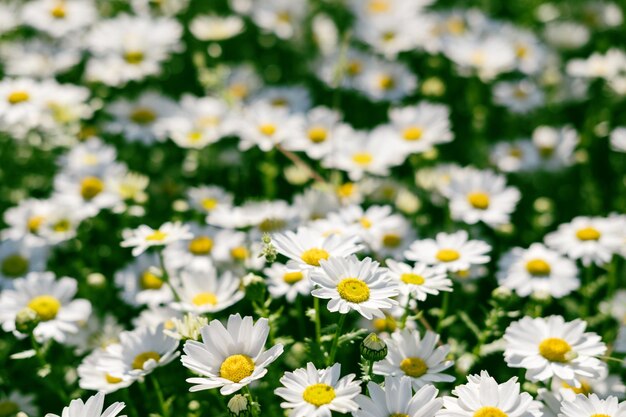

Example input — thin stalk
[436,291,450,333]
[327,314,347,366]
[244,386,259,417]
[400,295,412,329]
[30,336,69,403]
[313,296,322,347]
[295,296,307,340]
[152,375,169,417]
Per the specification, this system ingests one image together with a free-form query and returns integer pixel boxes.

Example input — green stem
[152,375,169,417]
[607,256,617,297]
[327,314,347,366]
[295,296,306,340]
[244,386,259,417]
[437,291,450,332]
[400,296,412,329]
[157,250,180,301]
[313,296,322,347]
[122,389,139,417]
[30,336,69,403]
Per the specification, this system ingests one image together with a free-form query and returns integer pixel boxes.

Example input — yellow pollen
[401,273,425,285]
[124,50,144,64]
[513,87,528,99]
[562,380,592,395]
[471,51,486,66]
[383,233,401,248]
[52,219,71,232]
[276,11,291,24]
[231,246,249,261]
[7,91,30,104]
[403,126,423,141]
[130,107,156,125]
[337,278,370,303]
[539,338,572,362]
[80,176,104,200]
[220,354,255,382]
[132,351,161,370]
[50,4,66,18]
[146,230,168,241]
[382,31,395,42]
[576,227,601,241]
[301,248,330,266]
[474,407,508,417]
[400,357,428,377]
[526,259,551,276]
[516,45,528,58]
[538,146,554,158]
[0,401,19,417]
[390,414,410,417]
[467,192,490,209]
[28,295,61,321]
[28,216,45,232]
[308,127,328,143]
[379,75,395,90]
[188,236,213,255]
[140,270,163,290]
[302,383,336,406]
[446,17,466,35]
[259,218,286,232]
[283,271,304,284]
[258,123,277,136]
[1,254,29,277]
[187,131,203,142]
[359,217,372,229]
[367,0,390,13]
[192,292,218,306]
[352,152,373,165]
[229,83,248,99]
[590,414,610,417]
[346,60,362,76]
[436,249,460,262]
[201,198,218,211]
[373,315,397,333]
[105,373,123,384]
[337,183,355,198]
[509,147,523,158]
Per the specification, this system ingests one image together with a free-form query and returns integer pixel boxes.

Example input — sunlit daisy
[44,392,125,417]
[171,265,244,314]
[114,253,173,307]
[78,349,134,394]
[559,394,626,417]
[386,260,452,302]
[355,376,442,417]
[0,391,38,417]
[121,222,193,257]
[265,262,312,303]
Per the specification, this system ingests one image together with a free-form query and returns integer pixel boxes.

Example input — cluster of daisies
[0,0,625,416]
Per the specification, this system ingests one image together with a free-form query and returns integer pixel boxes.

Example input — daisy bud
[15,307,40,334]
[228,394,251,417]
[87,272,106,288]
[360,332,388,362]
[243,273,266,303]
[492,286,512,301]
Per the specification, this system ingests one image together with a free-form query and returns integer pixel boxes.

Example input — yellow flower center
[53,219,71,232]
[28,295,61,321]
[132,351,161,370]
[124,50,144,65]
[474,407,508,417]
[130,107,156,125]
[436,249,460,262]
[352,152,373,166]
[50,4,66,18]
[337,183,355,198]
[302,383,336,407]
[561,380,592,395]
[146,230,168,241]
[308,127,328,143]
[8,91,30,104]
[590,414,610,417]
[516,45,528,58]
[80,176,104,200]
[220,354,255,382]
[201,198,218,211]
[383,233,401,248]
[105,373,123,384]
[28,215,45,232]
[401,273,425,285]
[373,315,397,333]
[1,254,29,277]
[337,278,370,303]
[379,75,395,90]
[188,236,213,255]
[576,227,601,241]
[259,218,286,232]
[526,259,551,276]
[382,31,395,42]
[301,248,330,266]
[258,123,277,136]
[467,192,490,209]
[539,337,572,362]
[192,292,218,306]
[446,17,466,35]
[230,246,249,261]
[403,126,423,141]
[187,131,203,142]
[359,217,372,229]
[390,414,410,417]
[367,0,390,13]
[400,357,428,377]
[0,401,19,417]
[283,271,304,284]
[346,60,362,76]
[140,270,164,290]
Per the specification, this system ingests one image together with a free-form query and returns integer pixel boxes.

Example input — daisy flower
[274,362,361,417]
[404,230,492,272]
[373,328,454,389]
[121,221,193,257]
[610,127,626,153]
[21,0,97,38]
[493,79,545,114]
[497,243,580,298]
[254,85,312,113]
[272,226,363,270]
[190,15,244,41]
[78,349,134,394]
[0,391,38,417]
[162,224,219,272]
[181,314,284,394]
[44,392,125,417]
[187,185,233,214]
[545,216,623,266]
[310,255,399,319]
[282,106,343,160]
[264,262,312,303]
[171,266,244,314]
[0,237,48,288]
[386,260,452,302]
[251,0,307,40]
[236,100,304,152]
[503,315,607,387]
[438,371,541,417]
[559,394,626,417]
[114,253,173,307]
[489,140,540,173]
[354,376,442,417]
[356,59,418,102]
[532,126,579,170]
[0,272,91,343]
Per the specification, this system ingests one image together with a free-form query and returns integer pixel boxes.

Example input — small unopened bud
[360,333,388,361]
[15,308,40,334]
[260,233,277,263]
[87,273,106,288]
[228,394,251,417]
[492,286,512,301]
[243,273,266,303]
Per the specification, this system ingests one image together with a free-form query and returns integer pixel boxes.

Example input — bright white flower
[78,349,134,394]
[545,216,623,266]
[58,137,118,177]
[132,305,182,331]
[532,126,579,170]
[600,289,626,324]
[282,106,342,160]
[405,230,492,272]
[1,39,82,78]
[223,64,263,102]
[121,222,193,257]
[273,227,363,271]
[0,3,21,35]
[181,314,284,394]
[312,13,339,56]
[355,376,442,417]
[0,391,38,416]
[114,253,173,307]
[504,315,607,387]
[566,49,626,80]
[559,394,626,417]
[490,140,540,173]
[610,127,626,153]
[386,260,452,302]
[356,59,418,102]
[45,392,125,417]
[162,224,219,272]
[0,78,44,132]
[251,0,307,40]
[190,15,244,41]
[35,197,89,245]
[65,314,123,355]
[445,168,521,227]
[53,169,124,216]
[171,265,243,314]
[237,101,304,151]
[438,371,541,417]
[187,185,233,214]
[443,35,516,80]
[0,237,48,288]
[544,22,590,50]
[293,188,340,222]
[497,243,580,298]
[315,48,372,90]
[310,255,398,319]
[265,262,311,303]
[0,272,91,343]
[274,362,361,417]
[493,79,545,114]
[22,0,96,38]
[374,328,454,389]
